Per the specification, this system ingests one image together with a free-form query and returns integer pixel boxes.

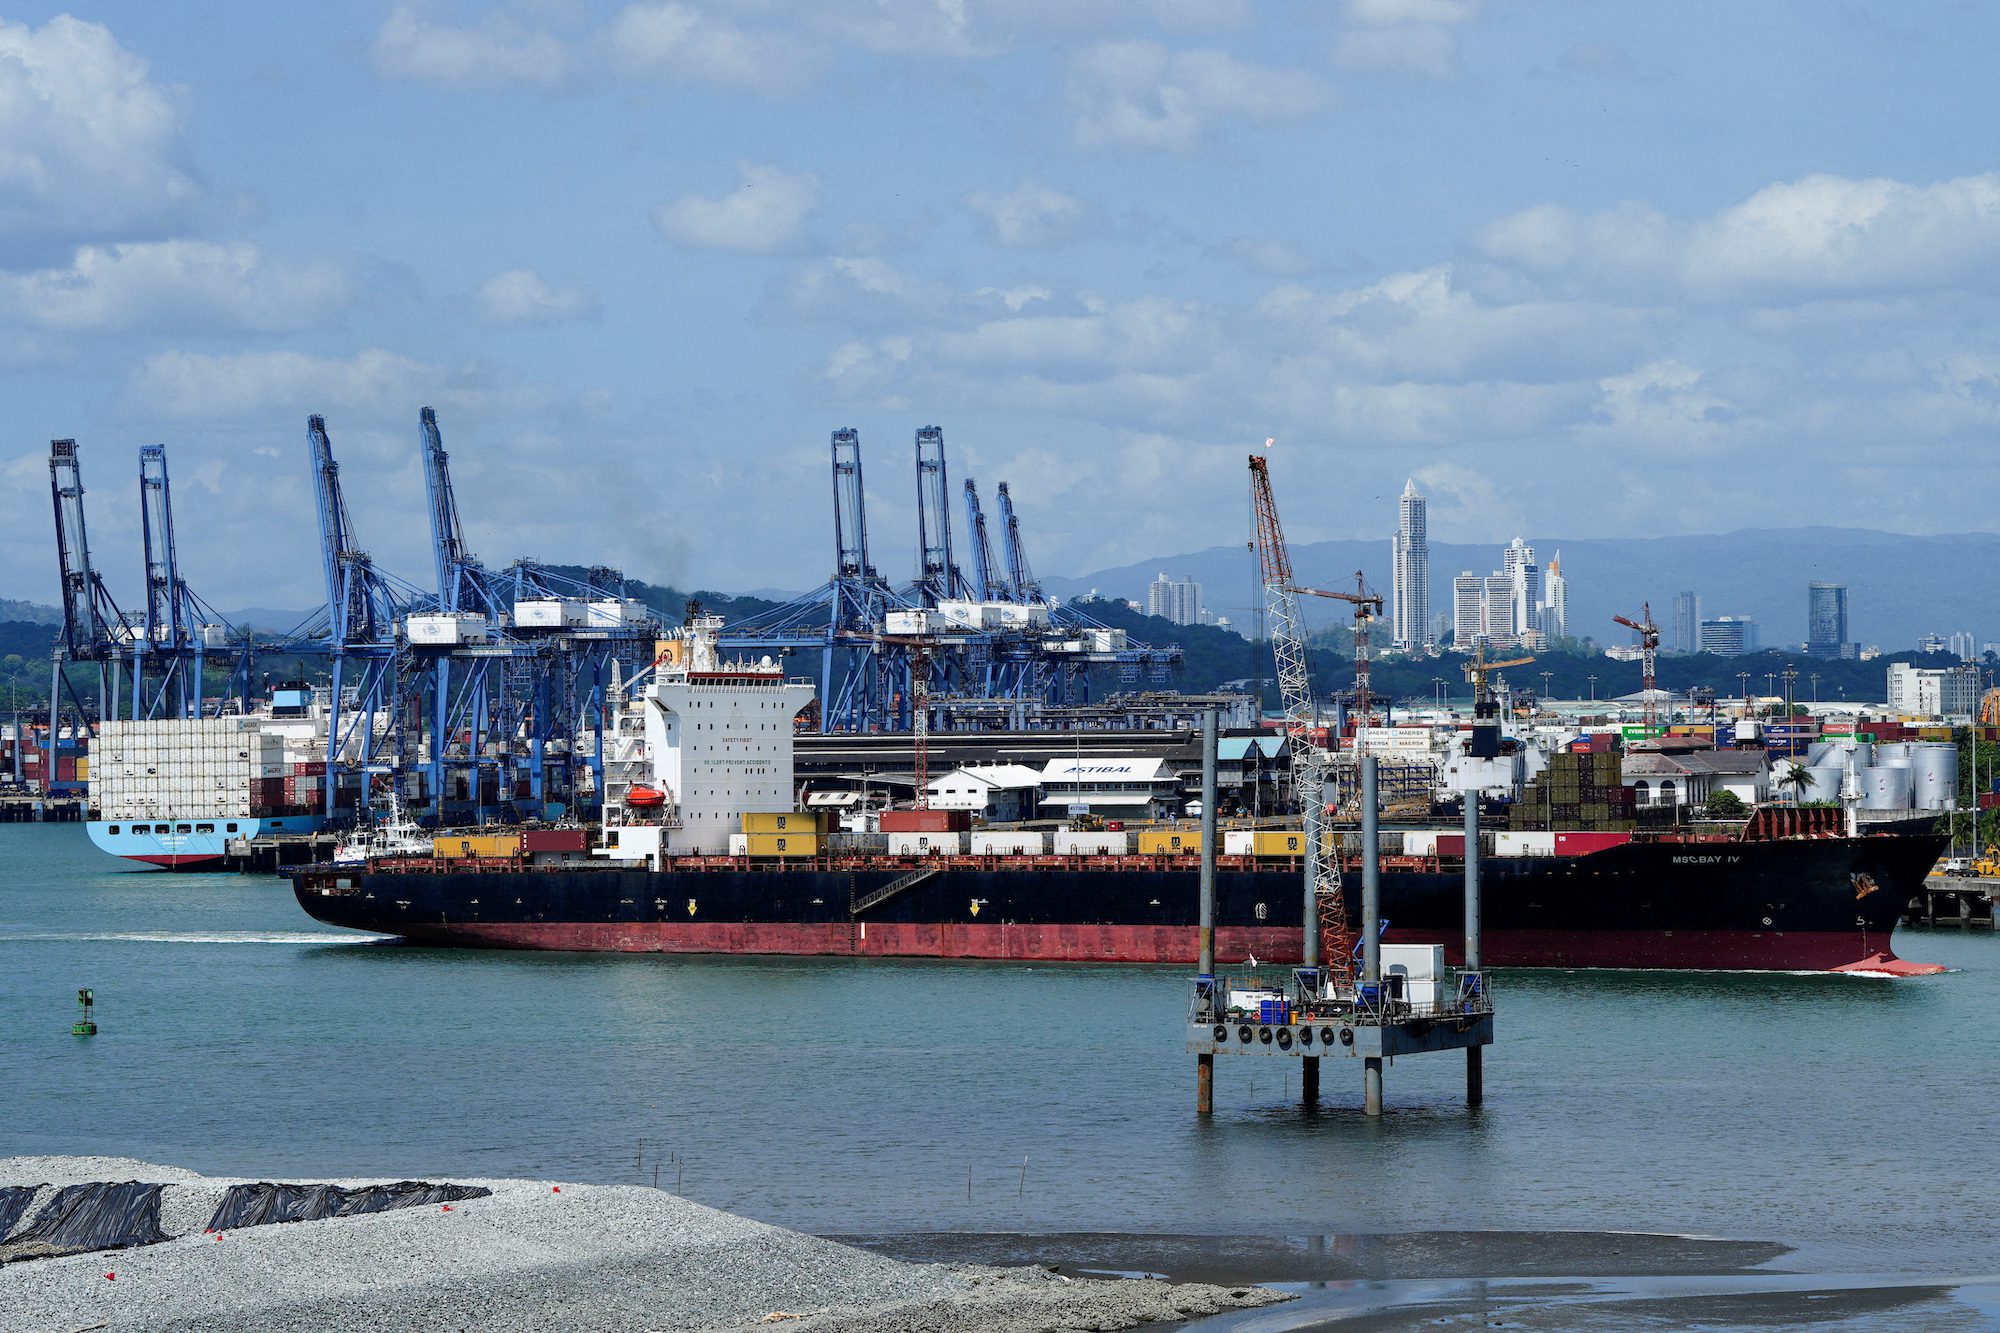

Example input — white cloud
[476,268,598,326]
[132,347,439,419]
[1479,172,2000,301]
[603,3,821,93]
[963,182,1090,248]
[0,16,203,258]
[652,162,820,253]
[0,241,351,333]
[1333,0,1480,77]
[1217,236,1315,275]
[371,6,575,90]
[1068,41,1329,152]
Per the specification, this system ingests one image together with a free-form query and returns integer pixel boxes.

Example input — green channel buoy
[72,987,96,1037]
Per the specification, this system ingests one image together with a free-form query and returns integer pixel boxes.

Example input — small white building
[1037,757,1179,819]
[1624,750,1769,810]
[927,763,1044,821]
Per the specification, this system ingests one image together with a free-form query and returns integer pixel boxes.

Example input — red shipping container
[521,828,588,854]
[1980,792,2000,811]
[1554,832,1632,855]
[881,809,971,833]
[1435,834,1466,858]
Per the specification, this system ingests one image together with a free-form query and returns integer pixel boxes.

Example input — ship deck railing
[1188,965,1494,1030]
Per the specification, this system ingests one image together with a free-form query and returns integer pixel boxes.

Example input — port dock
[1910,876,1999,930]
[1188,724,1494,1116]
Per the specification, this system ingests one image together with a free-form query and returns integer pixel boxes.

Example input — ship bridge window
[175,823,192,833]
[226,823,239,833]
[196,823,214,834]
[108,825,120,835]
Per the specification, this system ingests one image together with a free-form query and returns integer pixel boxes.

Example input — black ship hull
[292,831,1947,973]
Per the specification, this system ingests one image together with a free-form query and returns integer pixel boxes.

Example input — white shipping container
[1223,830,1255,856]
[1495,832,1557,856]
[969,830,1047,855]
[888,832,966,856]
[1402,830,1439,857]
[1053,831,1129,855]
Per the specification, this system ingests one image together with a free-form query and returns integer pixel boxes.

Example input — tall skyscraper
[1542,553,1568,640]
[1673,591,1699,655]
[1452,572,1485,647]
[1483,573,1516,642]
[1390,480,1430,652]
[1503,537,1540,639]
[1147,572,1203,626]
[1806,582,1852,658]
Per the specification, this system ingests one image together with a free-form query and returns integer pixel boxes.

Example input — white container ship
[87,717,329,868]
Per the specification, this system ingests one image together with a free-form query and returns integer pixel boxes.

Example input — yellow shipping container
[746,832,821,857]
[1252,830,1306,857]
[75,758,89,779]
[433,832,522,859]
[742,810,827,833]
[1138,830,1202,855]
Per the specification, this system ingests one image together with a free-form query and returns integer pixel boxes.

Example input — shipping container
[1250,830,1306,857]
[1053,831,1128,855]
[1137,830,1202,855]
[887,831,966,855]
[432,832,522,859]
[880,809,971,833]
[521,828,589,854]
[1554,831,1632,855]
[746,832,820,857]
[742,810,829,834]
[969,830,1047,855]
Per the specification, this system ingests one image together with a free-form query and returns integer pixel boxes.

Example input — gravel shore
[0,1157,1287,1332]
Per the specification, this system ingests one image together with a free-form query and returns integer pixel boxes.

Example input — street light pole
[1587,674,1597,703]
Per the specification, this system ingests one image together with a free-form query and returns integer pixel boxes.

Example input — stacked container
[91,719,290,822]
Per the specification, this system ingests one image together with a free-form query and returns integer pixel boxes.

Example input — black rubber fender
[1238,1024,1254,1043]
[1258,1026,1273,1044]
[1276,1027,1293,1049]
[1212,1024,1228,1042]
[1319,1026,1336,1045]
[1299,1026,1314,1046]
[1338,1027,1355,1046]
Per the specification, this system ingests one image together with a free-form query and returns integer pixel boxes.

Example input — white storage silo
[1860,765,1912,810]
[1908,742,1959,811]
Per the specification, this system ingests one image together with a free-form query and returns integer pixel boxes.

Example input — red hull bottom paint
[388,920,1933,973]
[130,854,225,869]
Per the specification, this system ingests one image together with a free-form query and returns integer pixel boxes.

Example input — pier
[0,794,83,823]
[1188,714,1494,1115]
[1909,876,1999,931]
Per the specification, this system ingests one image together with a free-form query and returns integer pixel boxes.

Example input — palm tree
[1776,761,1812,807]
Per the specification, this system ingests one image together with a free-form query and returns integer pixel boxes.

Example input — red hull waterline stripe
[130,854,225,868]
[388,921,1943,974]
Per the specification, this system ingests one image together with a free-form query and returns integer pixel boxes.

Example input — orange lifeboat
[625,785,667,808]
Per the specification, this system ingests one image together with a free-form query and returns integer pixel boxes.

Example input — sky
[2,1,1998,612]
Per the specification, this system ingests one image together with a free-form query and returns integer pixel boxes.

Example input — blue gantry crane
[134,445,252,721]
[48,438,128,737]
[724,424,1182,731]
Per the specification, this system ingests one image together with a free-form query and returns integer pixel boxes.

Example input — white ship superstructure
[599,612,814,865]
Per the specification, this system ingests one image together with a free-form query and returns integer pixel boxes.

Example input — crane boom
[1248,449,1353,984]
[49,438,123,663]
[138,445,185,654]
[996,482,1041,603]
[962,480,1006,601]
[913,425,962,605]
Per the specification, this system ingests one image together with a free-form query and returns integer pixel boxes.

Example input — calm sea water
[5,824,1999,1294]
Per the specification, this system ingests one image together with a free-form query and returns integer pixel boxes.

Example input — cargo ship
[89,715,328,869]
[290,615,1946,974]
